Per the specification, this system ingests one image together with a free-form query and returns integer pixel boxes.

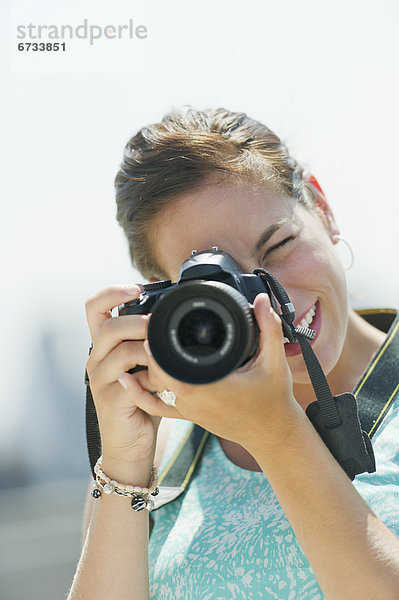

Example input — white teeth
[283,303,317,344]
[303,304,317,327]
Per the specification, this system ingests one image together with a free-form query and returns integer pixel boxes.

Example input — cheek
[269,242,333,285]
[268,238,347,310]
[301,236,344,281]
[313,240,348,302]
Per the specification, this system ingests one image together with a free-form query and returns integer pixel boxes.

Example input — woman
[68,108,399,599]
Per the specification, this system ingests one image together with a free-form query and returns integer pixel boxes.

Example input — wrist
[241,399,308,458]
[101,455,155,487]
[94,456,159,512]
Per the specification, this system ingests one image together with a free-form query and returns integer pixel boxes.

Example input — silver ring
[156,389,177,407]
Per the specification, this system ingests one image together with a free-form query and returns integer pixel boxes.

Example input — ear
[302,171,340,241]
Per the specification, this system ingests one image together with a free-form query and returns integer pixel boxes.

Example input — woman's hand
[85,284,181,474]
[124,293,300,451]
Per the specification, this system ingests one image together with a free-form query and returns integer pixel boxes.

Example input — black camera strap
[253,269,376,478]
[295,332,376,480]
[295,332,341,427]
[85,365,101,480]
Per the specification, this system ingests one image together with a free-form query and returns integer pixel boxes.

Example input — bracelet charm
[91,456,158,511]
[91,487,101,499]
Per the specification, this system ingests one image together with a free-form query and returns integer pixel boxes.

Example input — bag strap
[353,310,399,438]
[152,423,210,509]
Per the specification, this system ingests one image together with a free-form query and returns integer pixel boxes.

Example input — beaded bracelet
[91,456,159,512]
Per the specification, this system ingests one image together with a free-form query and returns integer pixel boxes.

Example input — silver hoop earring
[333,235,354,271]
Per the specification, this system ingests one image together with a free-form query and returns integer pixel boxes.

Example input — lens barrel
[147,280,259,384]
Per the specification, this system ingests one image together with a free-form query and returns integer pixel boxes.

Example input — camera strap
[295,332,376,480]
[251,269,375,478]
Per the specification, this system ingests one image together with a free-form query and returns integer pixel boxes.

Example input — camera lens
[147,280,259,384]
[178,308,226,356]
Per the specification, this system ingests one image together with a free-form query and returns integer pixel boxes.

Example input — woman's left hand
[122,293,300,450]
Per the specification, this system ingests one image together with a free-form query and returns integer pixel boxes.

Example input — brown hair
[115,107,315,280]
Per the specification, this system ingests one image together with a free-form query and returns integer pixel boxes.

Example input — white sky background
[1,0,398,482]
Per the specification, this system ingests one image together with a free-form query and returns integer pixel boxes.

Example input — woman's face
[150,181,348,384]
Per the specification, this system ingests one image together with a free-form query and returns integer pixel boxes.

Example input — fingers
[117,372,183,419]
[88,334,183,420]
[89,313,149,370]
[85,284,143,342]
[88,340,149,389]
[142,340,189,406]
[253,293,286,364]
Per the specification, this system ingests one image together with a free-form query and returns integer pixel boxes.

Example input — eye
[262,235,296,261]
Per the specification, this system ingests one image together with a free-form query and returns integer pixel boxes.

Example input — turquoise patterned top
[149,391,399,599]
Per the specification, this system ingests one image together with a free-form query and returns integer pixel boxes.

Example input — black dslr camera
[119,247,313,384]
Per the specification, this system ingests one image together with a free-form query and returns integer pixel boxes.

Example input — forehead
[150,182,300,279]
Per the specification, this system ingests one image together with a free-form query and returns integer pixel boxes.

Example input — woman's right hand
[85,284,173,476]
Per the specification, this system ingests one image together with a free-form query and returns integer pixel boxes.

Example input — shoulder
[355,308,398,335]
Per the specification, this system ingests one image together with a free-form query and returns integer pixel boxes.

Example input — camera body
[119,247,296,384]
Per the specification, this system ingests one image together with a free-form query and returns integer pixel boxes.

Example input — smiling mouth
[283,303,317,344]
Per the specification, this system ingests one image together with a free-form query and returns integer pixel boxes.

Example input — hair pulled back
[115,107,315,280]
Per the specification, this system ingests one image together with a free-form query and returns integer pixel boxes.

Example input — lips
[284,300,321,358]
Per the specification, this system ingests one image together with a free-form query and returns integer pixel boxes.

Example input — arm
[80,417,172,545]
[68,287,181,600]
[69,460,152,600]
[247,403,399,600]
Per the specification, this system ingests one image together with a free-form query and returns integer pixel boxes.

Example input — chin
[290,354,336,387]
[288,329,345,385]
[290,296,347,376]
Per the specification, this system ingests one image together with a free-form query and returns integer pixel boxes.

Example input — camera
[119,247,303,384]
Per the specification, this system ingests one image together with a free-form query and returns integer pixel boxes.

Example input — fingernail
[123,284,141,296]
[118,376,129,390]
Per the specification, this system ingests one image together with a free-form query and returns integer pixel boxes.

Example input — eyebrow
[251,217,292,257]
